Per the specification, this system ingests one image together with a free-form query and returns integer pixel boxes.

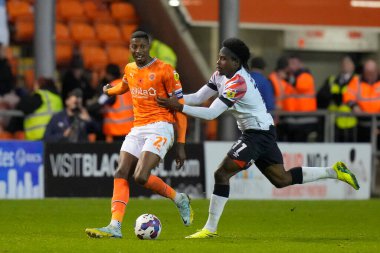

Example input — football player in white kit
[157,38,360,239]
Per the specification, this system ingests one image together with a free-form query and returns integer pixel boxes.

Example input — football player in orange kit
[85,31,193,238]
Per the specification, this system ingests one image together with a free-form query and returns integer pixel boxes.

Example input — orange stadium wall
[130,0,208,92]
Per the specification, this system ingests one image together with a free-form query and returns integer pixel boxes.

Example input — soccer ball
[134,214,162,240]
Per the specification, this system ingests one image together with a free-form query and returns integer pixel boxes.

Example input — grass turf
[0,199,379,253]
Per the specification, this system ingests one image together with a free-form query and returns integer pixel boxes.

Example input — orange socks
[111,178,130,223]
[144,175,177,200]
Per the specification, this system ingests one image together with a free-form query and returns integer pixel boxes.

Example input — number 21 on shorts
[153,136,167,150]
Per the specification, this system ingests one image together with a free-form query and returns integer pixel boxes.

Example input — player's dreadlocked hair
[222,38,251,69]
[131,31,150,42]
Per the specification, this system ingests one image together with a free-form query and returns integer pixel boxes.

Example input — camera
[72,106,81,115]
[72,100,81,116]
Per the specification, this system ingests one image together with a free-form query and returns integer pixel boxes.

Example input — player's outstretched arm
[157,96,228,121]
[104,80,129,96]
[174,97,187,170]
[183,85,217,106]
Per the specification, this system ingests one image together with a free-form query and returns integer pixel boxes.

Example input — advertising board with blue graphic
[0,141,44,199]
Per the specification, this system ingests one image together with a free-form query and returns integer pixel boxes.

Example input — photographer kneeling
[44,88,97,142]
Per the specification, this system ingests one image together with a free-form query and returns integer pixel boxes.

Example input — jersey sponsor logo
[131,87,157,97]
[173,71,180,81]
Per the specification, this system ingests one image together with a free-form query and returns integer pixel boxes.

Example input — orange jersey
[122,58,183,127]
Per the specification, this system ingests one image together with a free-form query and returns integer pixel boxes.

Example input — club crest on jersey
[226,89,237,98]
[173,71,180,81]
[149,73,156,81]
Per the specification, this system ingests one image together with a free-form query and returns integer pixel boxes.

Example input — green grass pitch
[0,199,379,253]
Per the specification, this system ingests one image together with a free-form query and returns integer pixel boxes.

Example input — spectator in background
[0,42,13,96]
[61,56,95,106]
[88,64,134,142]
[317,55,359,142]
[44,88,96,142]
[285,54,318,142]
[149,36,177,68]
[267,56,294,141]
[249,57,275,112]
[268,56,293,111]
[16,77,63,140]
[344,59,380,144]
[0,42,18,138]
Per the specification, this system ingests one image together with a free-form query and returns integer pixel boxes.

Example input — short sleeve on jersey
[220,74,247,107]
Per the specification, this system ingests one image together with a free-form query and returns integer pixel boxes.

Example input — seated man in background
[44,88,96,142]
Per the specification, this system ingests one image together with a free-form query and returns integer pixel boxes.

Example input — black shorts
[227,125,283,172]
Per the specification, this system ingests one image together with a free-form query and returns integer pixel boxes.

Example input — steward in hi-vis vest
[103,79,134,141]
[24,89,63,140]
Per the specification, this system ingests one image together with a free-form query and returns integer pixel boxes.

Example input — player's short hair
[131,31,150,43]
[249,57,266,70]
[222,38,250,68]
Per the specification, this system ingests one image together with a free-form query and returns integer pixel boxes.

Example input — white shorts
[120,121,174,159]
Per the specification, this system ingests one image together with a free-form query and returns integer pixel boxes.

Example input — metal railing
[1,109,379,194]
[272,110,379,195]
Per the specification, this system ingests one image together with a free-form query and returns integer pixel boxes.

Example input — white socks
[204,194,228,233]
[302,166,337,183]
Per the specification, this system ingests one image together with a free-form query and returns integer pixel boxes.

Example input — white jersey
[207,68,274,131]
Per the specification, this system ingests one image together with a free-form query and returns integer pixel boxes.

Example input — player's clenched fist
[103,84,112,95]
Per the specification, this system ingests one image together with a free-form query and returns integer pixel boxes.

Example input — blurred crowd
[247,54,380,145]
[1,39,380,144]
[0,40,134,142]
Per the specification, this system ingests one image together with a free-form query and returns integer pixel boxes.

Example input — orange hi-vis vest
[268,72,295,111]
[344,78,380,113]
[288,71,317,112]
[103,79,134,136]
